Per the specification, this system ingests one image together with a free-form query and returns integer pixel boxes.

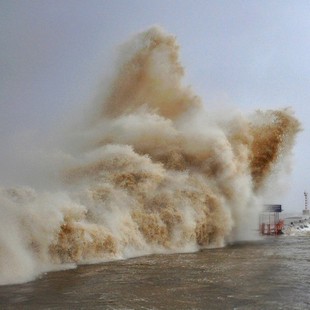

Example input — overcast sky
[1,0,309,212]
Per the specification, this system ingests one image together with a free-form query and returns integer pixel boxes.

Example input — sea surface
[1,235,310,309]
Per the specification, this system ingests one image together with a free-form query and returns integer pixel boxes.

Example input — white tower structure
[303,191,309,216]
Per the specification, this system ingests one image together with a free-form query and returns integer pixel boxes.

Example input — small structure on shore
[259,204,284,235]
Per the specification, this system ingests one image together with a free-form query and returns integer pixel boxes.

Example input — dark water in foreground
[1,236,310,309]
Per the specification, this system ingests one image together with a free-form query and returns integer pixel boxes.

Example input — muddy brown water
[1,236,310,309]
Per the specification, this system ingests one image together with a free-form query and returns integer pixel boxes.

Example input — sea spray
[0,27,301,285]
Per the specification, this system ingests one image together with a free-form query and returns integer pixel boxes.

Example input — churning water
[1,235,310,309]
[0,25,301,293]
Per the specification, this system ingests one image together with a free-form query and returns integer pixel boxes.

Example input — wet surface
[1,236,310,309]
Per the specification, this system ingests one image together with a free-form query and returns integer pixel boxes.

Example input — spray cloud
[0,27,301,285]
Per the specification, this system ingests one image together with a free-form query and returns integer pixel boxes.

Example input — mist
[0,27,300,285]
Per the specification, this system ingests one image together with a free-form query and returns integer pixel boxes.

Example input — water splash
[0,27,301,285]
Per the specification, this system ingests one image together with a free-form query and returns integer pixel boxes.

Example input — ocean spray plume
[0,26,301,285]
[97,27,201,120]
[249,109,301,190]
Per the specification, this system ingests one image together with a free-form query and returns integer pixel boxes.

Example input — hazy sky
[1,0,309,212]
